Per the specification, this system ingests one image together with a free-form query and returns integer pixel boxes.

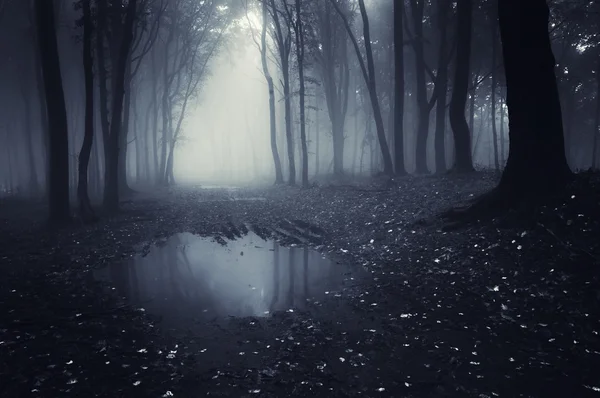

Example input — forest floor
[1,171,599,398]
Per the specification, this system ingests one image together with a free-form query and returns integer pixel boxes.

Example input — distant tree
[34,0,70,222]
[330,0,394,175]
[269,0,296,184]
[286,0,309,187]
[449,0,474,173]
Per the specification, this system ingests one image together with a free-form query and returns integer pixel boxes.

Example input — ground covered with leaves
[1,171,599,397]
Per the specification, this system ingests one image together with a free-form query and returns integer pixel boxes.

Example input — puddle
[95,232,358,325]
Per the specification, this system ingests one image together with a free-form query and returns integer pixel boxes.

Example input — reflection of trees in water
[288,247,295,308]
[269,243,314,312]
[303,247,309,302]
[270,241,280,312]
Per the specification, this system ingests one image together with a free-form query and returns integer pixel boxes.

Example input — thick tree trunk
[449,0,474,173]
[77,0,95,221]
[34,0,70,222]
[393,0,406,175]
[496,0,571,198]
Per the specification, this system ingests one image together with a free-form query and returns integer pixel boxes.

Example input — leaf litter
[0,172,599,397]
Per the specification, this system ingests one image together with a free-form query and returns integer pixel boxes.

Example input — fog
[175,39,274,185]
[0,0,598,205]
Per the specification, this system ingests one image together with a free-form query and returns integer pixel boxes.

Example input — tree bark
[449,0,474,173]
[34,0,70,222]
[495,0,572,198]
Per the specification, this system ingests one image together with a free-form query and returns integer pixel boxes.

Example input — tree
[308,0,350,176]
[261,1,284,183]
[495,0,572,198]
[34,0,70,222]
[289,0,309,187]
[433,1,451,174]
[449,0,474,173]
[103,0,139,211]
[330,0,394,175]
[448,0,573,220]
[245,0,283,184]
[77,0,96,221]
[269,0,296,184]
[393,0,406,175]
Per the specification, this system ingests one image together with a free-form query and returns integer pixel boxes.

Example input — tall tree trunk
[77,0,95,221]
[103,0,138,211]
[393,0,406,175]
[490,20,500,171]
[34,0,70,222]
[410,0,430,174]
[295,0,309,187]
[434,2,450,174]
[331,0,393,175]
[151,50,160,183]
[449,0,474,172]
[495,0,571,199]
[261,0,283,184]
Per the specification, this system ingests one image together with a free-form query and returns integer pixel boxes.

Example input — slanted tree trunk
[77,0,96,222]
[330,0,393,175]
[393,0,406,175]
[261,0,283,184]
[34,0,70,222]
[449,0,474,173]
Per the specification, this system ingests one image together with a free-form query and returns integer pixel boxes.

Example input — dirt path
[1,174,599,397]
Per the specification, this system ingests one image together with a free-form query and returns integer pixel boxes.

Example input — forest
[0,0,599,396]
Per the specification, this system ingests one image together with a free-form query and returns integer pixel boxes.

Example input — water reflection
[95,232,350,323]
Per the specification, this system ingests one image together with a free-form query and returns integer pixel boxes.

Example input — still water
[95,232,355,323]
